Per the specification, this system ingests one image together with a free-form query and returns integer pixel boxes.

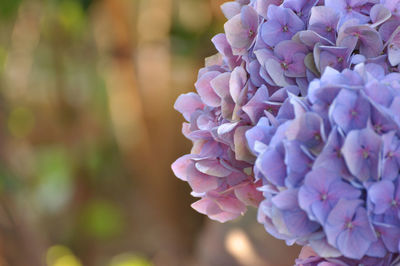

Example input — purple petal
[254,0,283,18]
[283,208,320,237]
[308,6,340,43]
[341,128,382,181]
[311,200,333,225]
[331,89,370,133]
[369,180,395,214]
[256,147,286,186]
[376,222,400,253]
[328,179,361,202]
[298,184,321,219]
[261,5,305,47]
[275,40,309,62]
[283,0,319,21]
[313,128,347,173]
[261,19,288,47]
[284,140,313,176]
[272,189,298,210]
[286,112,324,151]
[336,226,372,259]
[325,198,363,247]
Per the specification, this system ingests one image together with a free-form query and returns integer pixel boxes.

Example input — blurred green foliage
[0,0,223,265]
[80,199,124,239]
[57,0,86,34]
[0,0,23,19]
[8,106,35,138]
[110,254,153,266]
[34,147,73,212]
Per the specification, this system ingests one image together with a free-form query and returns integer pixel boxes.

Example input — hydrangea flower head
[248,63,400,260]
[173,1,400,263]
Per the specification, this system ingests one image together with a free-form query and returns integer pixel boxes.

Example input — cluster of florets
[171,34,266,222]
[173,0,400,263]
[295,246,400,266]
[247,63,400,260]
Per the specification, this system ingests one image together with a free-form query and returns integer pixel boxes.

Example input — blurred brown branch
[91,0,201,265]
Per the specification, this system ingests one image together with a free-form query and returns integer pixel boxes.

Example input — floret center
[249,29,255,37]
[282,25,289,32]
[374,124,382,134]
[321,193,328,201]
[346,222,354,230]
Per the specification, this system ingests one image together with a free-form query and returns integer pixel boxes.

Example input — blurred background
[0,0,301,265]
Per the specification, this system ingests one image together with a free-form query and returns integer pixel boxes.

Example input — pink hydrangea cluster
[295,246,400,266]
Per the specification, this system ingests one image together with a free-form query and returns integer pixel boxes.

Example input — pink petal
[195,71,222,107]
[242,85,270,124]
[370,4,392,27]
[174,93,204,121]
[209,211,241,223]
[221,1,241,19]
[265,59,292,87]
[171,154,194,181]
[211,72,231,98]
[234,126,255,163]
[234,182,263,206]
[195,159,232,177]
[230,66,248,103]
[388,26,400,66]
[187,164,219,193]
[216,196,247,214]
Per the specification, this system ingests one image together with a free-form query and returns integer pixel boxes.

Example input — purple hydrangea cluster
[172,0,400,263]
[247,63,400,260]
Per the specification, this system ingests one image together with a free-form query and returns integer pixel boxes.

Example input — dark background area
[0,0,300,265]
